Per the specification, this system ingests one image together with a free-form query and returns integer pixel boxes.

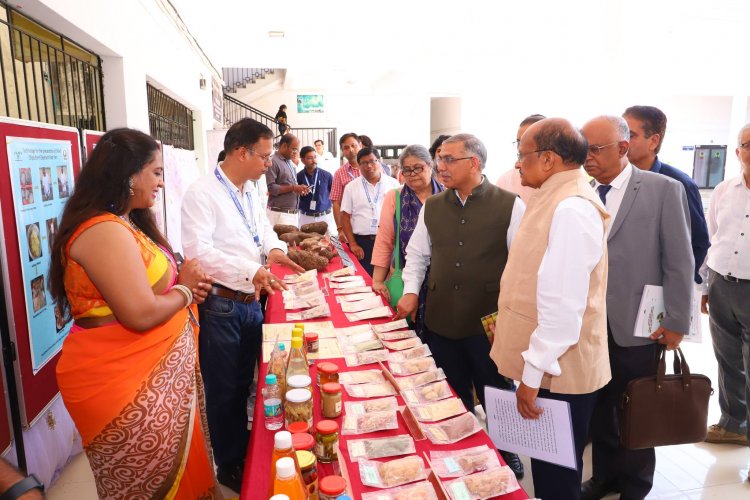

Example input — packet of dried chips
[285,303,330,321]
[330,278,367,289]
[344,349,389,367]
[421,412,482,445]
[377,329,418,341]
[361,480,438,500]
[284,269,318,284]
[341,295,384,312]
[337,291,377,303]
[358,455,428,488]
[372,319,409,333]
[344,381,397,398]
[345,396,398,415]
[387,345,431,363]
[347,434,416,461]
[342,338,384,353]
[388,357,437,376]
[444,466,520,499]
[334,285,373,295]
[329,274,363,283]
[283,294,327,310]
[342,410,399,435]
[401,380,453,405]
[346,306,392,322]
[410,397,466,422]
[382,337,422,351]
[393,368,447,390]
[339,369,387,386]
[330,266,356,277]
[336,324,374,336]
[429,445,501,478]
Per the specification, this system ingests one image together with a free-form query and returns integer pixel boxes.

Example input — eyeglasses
[436,156,473,166]
[587,142,619,155]
[740,141,750,151]
[246,147,273,163]
[516,149,549,161]
[360,159,381,167]
[401,165,426,176]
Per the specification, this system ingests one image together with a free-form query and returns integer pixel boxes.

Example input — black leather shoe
[216,464,243,493]
[499,450,524,479]
[581,477,619,500]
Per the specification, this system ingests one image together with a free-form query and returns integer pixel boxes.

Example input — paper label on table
[262,321,335,341]
[485,386,576,470]
[340,296,384,313]
[633,284,700,342]
[349,440,366,459]
[346,306,391,322]
[444,457,461,474]
[262,337,342,363]
[450,482,472,500]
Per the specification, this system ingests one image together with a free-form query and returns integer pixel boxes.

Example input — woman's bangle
[172,284,193,308]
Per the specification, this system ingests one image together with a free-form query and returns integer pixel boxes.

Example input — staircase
[222,68,277,93]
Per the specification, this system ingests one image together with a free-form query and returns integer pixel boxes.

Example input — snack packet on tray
[410,397,466,422]
[393,368,447,390]
[444,466,520,499]
[342,410,399,435]
[345,396,398,415]
[377,329,418,341]
[347,435,416,461]
[429,445,501,478]
[358,455,428,488]
[420,412,482,445]
[361,481,438,500]
[339,369,387,386]
[401,380,453,405]
[372,319,409,333]
[388,356,437,376]
[344,381,397,398]
[387,345,431,363]
[345,349,389,367]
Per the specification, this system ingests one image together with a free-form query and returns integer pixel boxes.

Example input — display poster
[162,145,200,255]
[297,94,324,113]
[6,137,74,373]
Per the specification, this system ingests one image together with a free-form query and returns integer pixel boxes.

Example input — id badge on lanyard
[214,168,262,250]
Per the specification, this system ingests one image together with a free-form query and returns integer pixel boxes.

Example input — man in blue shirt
[623,105,710,284]
[297,146,336,235]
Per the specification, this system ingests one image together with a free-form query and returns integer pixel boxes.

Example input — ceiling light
[268,31,285,38]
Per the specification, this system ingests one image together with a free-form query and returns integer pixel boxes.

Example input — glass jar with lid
[287,374,313,393]
[285,388,313,428]
[292,432,315,453]
[321,382,342,419]
[315,420,339,463]
[296,450,318,499]
[317,362,339,387]
[318,475,346,500]
[304,332,319,354]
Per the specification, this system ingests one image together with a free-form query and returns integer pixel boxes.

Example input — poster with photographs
[6,137,74,373]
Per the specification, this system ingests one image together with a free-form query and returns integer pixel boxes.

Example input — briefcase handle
[655,346,691,390]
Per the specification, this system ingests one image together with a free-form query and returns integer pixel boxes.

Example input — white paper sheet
[633,285,701,342]
[485,386,576,470]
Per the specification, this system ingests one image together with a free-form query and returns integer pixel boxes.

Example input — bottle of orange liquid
[268,431,306,499]
[272,457,306,500]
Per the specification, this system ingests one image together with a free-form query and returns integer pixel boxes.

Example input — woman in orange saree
[50,129,218,499]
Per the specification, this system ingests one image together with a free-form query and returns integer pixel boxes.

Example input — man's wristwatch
[0,474,44,500]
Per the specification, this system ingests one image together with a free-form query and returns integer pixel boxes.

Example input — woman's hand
[372,280,391,303]
[177,258,213,303]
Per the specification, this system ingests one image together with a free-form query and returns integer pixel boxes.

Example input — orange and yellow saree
[56,214,219,499]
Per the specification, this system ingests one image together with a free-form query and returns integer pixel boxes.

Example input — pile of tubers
[273,222,337,270]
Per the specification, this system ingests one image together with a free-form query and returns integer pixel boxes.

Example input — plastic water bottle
[263,374,284,430]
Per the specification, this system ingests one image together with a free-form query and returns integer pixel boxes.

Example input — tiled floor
[47,314,750,499]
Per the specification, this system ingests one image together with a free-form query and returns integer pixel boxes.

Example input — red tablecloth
[241,247,529,499]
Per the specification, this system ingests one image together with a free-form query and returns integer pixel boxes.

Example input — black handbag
[619,346,713,450]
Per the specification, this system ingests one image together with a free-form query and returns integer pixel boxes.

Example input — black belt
[209,284,255,303]
[301,208,332,217]
[719,272,750,284]
[354,234,377,241]
[269,207,299,214]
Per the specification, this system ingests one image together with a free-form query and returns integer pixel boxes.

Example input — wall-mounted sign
[297,94,324,113]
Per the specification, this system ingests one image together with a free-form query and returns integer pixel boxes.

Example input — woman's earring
[128,177,135,196]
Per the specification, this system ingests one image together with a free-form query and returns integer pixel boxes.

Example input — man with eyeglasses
[340,147,399,275]
[395,133,527,479]
[181,118,304,492]
[331,132,363,242]
[580,116,693,500]
[698,125,750,468]
[266,133,308,227]
[297,146,336,236]
[495,113,545,203]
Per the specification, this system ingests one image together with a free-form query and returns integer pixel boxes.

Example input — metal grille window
[0,5,104,130]
[147,84,194,150]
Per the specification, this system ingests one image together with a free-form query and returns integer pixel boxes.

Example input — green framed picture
[297,94,324,113]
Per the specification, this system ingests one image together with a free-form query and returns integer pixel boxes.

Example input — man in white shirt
[340,147,399,276]
[699,123,750,457]
[181,118,303,492]
[314,139,336,174]
[491,118,610,499]
[495,113,545,203]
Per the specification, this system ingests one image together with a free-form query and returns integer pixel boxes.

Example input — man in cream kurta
[490,118,611,500]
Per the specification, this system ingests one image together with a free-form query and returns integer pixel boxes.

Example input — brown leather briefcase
[619,347,713,450]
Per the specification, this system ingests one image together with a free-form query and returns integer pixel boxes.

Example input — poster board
[162,145,200,255]
[81,129,104,164]
[0,117,82,426]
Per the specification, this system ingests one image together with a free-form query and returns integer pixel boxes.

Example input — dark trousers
[591,334,659,499]
[531,389,598,500]
[707,269,750,440]
[353,234,376,277]
[198,295,263,469]
[424,325,514,412]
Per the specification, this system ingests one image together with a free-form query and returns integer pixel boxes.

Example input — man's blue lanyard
[303,169,319,198]
[285,159,296,179]
[214,168,261,248]
[361,176,382,212]
[346,164,358,180]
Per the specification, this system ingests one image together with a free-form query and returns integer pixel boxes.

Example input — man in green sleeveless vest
[394,133,527,478]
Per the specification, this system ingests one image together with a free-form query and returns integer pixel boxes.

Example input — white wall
[430,97,461,144]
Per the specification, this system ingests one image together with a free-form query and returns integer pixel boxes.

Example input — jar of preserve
[292,432,315,452]
[317,362,339,387]
[287,421,310,435]
[296,450,318,499]
[314,420,339,463]
[318,475,346,500]
[287,374,313,393]
[304,332,319,354]
[321,383,342,419]
[285,388,313,428]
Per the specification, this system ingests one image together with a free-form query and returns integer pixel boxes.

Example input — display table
[241,245,529,499]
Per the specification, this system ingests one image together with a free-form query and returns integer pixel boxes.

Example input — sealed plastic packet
[388,357,437,376]
[337,291,377,303]
[284,269,318,284]
[342,338,384,354]
[329,274,363,283]
[339,369,387,386]
[336,324,373,337]
[377,329,418,341]
[401,380,453,405]
[344,349,389,367]
[410,397,466,422]
[387,345,431,363]
[429,445,501,478]
[341,295,384,313]
[344,381,397,398]
[284,294,327,310]
[330,265,356,278]
[420,412,482,445]
[330,278,367,289]
[372,319,409,333]
[360,480,438,500]
[333,285,373,295]
[393,368,446,390]
[345,396,398,415]
[358,455,428,488]
[444,466,520,499]
[342,410,399,435]
[381,337,422,351]
[347,434,416,461]
[285,303,331,321]
[345,306,392,322]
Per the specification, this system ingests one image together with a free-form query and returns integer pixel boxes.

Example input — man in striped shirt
[330,132,363,242]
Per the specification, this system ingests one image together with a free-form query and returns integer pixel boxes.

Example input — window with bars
[147,83,194,150]
[0,5,105,130]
